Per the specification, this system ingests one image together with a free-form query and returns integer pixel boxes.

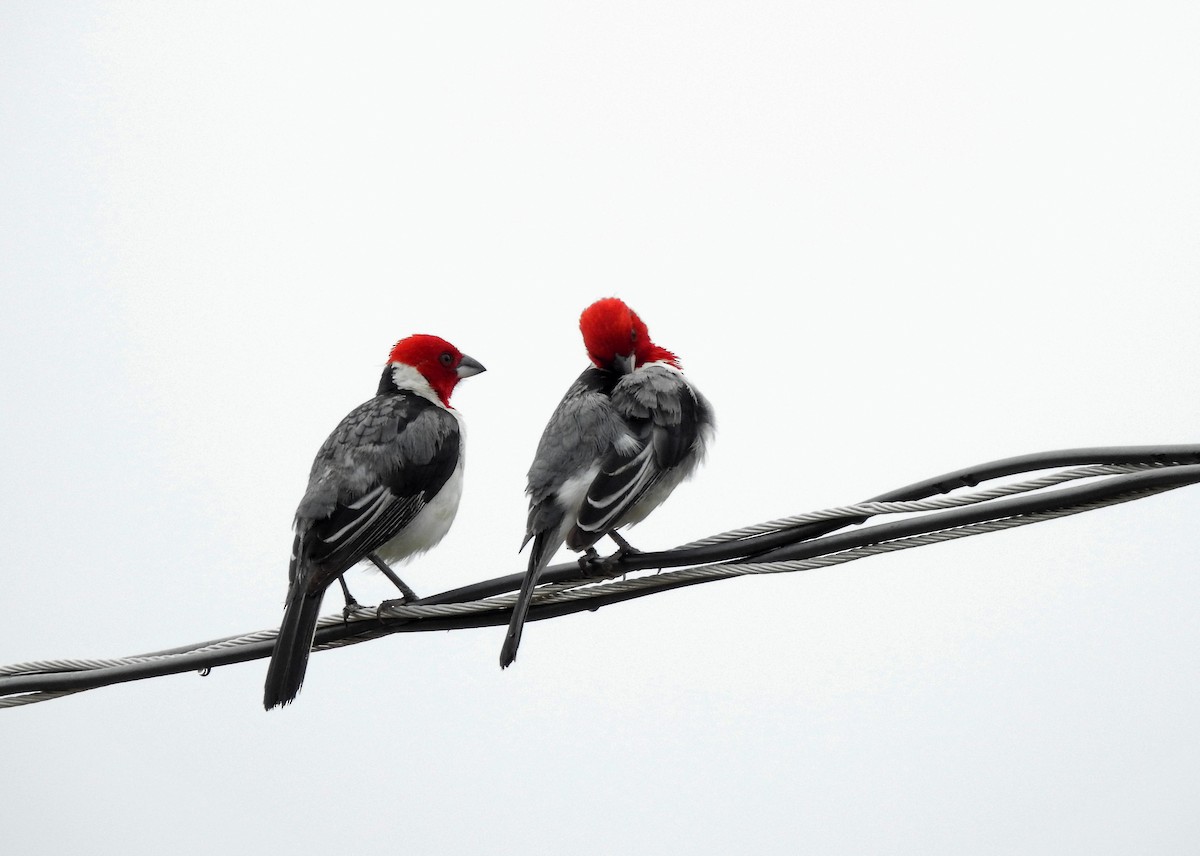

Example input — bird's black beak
[613,353,636,374]
[457,354,486,378]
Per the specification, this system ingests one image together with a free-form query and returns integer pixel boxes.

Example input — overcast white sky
[4,2,1200,853]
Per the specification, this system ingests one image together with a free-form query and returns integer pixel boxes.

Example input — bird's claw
[576,547,606,577]
[378,595,413,616]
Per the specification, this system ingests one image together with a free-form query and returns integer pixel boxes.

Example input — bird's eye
[439,352,454,367]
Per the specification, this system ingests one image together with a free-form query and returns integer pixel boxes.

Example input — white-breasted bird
[500,297,714,668]
[264,334,484,709]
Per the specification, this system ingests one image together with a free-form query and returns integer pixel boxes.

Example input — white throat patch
[390,363,442,405]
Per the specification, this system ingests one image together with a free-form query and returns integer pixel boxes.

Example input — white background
[4,2,1199,853]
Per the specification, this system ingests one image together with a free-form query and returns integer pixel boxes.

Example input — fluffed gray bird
[500,297,714,668]
[264,334,485,709]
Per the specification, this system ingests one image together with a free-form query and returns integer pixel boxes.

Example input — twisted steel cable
[3,445,1199,708]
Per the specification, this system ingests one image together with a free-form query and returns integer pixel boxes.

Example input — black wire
[4,445,1200,701]
[414,444,1200,603]
[321,463,1200,642]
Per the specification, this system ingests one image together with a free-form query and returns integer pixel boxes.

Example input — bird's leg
[338,575,362,621]
[608,530,642,557]
[368,552,420,606]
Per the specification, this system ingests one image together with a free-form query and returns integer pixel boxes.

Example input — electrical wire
[3,445,1199,708]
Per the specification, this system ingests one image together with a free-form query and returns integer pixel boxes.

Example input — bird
[500,297,714,668]
[263,334,485,709]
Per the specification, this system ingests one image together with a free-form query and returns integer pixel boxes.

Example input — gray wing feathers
[522,374,631,552]
[293,397,459,580]
[297,400,454,522]
[570,365,712,544]
[611,364,708,428]
[525,377,630,507]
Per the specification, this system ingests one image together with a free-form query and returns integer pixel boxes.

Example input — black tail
[499,531,556,669]
[263,576,325,710]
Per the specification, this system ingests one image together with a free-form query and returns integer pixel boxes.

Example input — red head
[579,297,679,373]
[385,334,485,406]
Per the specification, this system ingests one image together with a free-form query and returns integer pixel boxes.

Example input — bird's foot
[341,598,365,622]
[377,595,414,615]
[577,547,605,577]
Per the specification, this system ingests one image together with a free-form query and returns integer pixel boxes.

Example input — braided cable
[2,448,1197,708]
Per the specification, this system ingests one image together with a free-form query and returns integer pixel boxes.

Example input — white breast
[374,410,466,567]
